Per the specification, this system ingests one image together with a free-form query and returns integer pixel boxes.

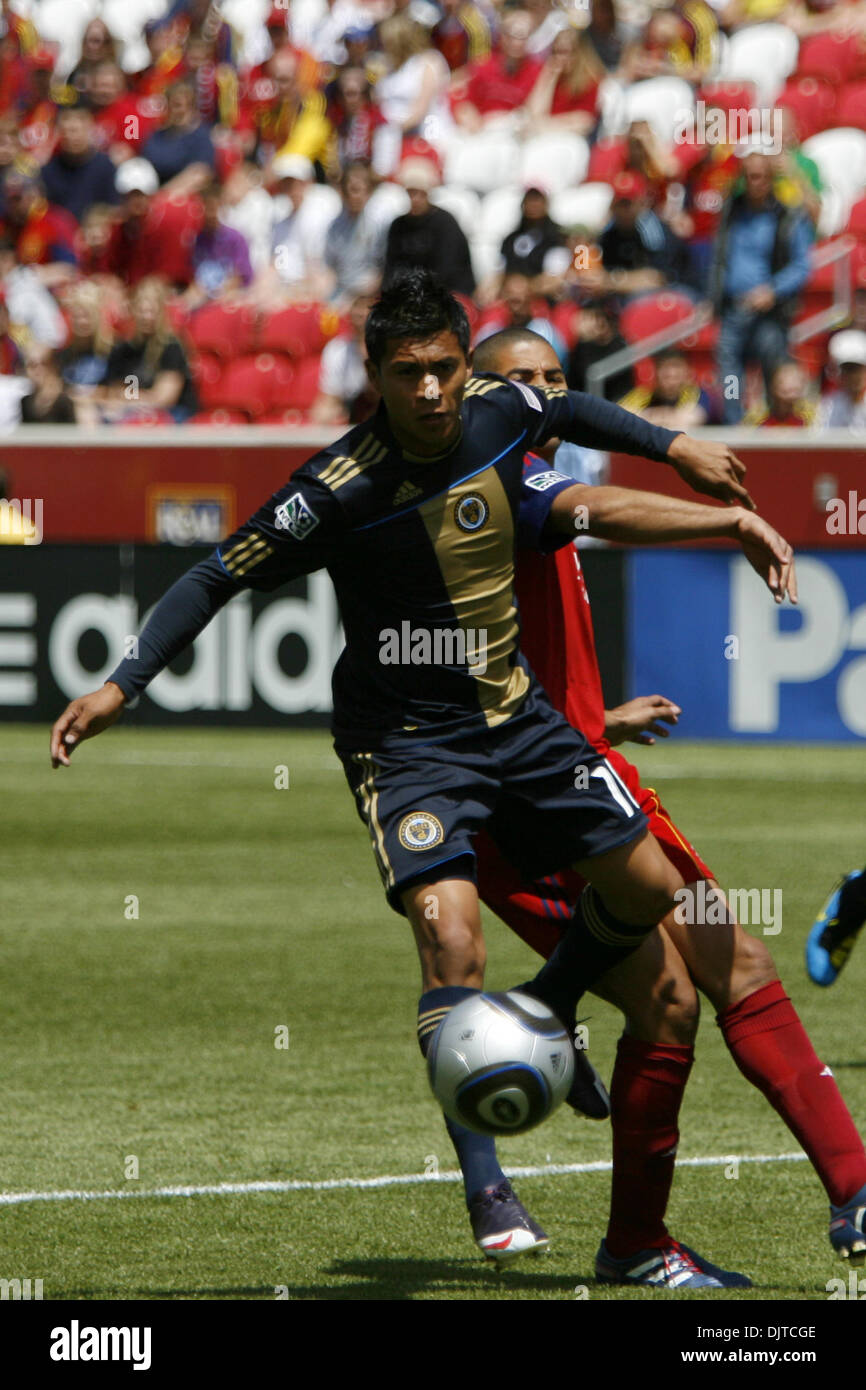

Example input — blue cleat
[469,1180,550,1265]
[829,1183,866,1267]
[806,871,866,986]
[595,1238,751,1290]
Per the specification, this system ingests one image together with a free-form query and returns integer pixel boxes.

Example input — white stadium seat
[816,185,852,239]
[802,129,866,202]
[720,23,800,106]
[30,0,98,77]
[470,239,504,284]
[430,185,481,239]
[444,132,520,196]
[551,182,613,235]
[366,181,410,223]
[601,76,695,146]
[518,133,589,194]
[478,186,525,247]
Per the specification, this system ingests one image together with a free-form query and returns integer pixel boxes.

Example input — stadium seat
[31,0,96,79]
[846,197,866,241]
[444,132,521,195]
[776,77,838,142]
[620,291,698,345]
[478,186,525,246]
[259,408,309,427]
[586,136,626,184]
[518,134,590,194]
[430,185,482,238]
[796,32,864,85]
[817,186,853,240]
[218,0,271,42]
[607,77,695,145]
[696,81,758,115]
[720,23,799,106]
[259,303,340,358]
[270,354,323,412]
[367,182,410,223]
[185,303,259,360]
[470,239,504,284]
[837,83,866,131]
[551,183,613,236]
[216,354,282,417]
[802,129,866,202]
[188,409,251,426]
[191,353,228,411]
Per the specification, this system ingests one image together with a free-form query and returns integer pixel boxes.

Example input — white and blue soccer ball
[427,990,574,1136]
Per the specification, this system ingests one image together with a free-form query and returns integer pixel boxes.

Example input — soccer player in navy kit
[50,270,796,1261]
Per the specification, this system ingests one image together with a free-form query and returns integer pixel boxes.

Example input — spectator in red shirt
[525,24,604,137]
[0,171,78,283]
[456,10,543,132]
[105,158,201,289]
[87,62,165,159]
[134,18,186,98]
[432,0,491,78]
[17,49,60,165]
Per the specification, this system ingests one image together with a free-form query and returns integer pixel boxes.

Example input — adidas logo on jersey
[393,480,423,506]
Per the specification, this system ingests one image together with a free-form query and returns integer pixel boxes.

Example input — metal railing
[584,235,855,397]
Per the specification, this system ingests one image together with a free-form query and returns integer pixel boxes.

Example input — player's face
[487,338,566,393]
[485,338,566,461]
[368,330,470,458]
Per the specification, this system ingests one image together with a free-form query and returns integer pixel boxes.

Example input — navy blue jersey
[109,374,677,744]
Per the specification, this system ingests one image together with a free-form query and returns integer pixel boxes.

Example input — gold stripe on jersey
[418,467,529,729]
[542,386,568,399]
[222,531,274,576]
[464,377,506,399]
[352,752,393,888]
[319,434,387,490]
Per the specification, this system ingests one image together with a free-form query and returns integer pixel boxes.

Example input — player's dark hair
[472,327,558,375]
[365,268,470,366]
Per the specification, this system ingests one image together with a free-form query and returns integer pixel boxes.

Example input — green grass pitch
[2,724,864,1301]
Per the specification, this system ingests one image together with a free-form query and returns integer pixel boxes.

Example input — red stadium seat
[837,82,866,131]
[217,354,283,416]
[117,410,176,427]
[259,303,340,358]
[847,198,866,241]
[188,408,250,425]
[191,352,226,409]
[696,81,758,113]
[619,291,697,344]
[776,76,838,141]
[796,33,862,85]
[586,137,626,185]
[270,354,323,412]
[185,303,258,359]
[260,407,309,426]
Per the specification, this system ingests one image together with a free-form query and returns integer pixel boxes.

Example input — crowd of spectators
[0,0,865,431]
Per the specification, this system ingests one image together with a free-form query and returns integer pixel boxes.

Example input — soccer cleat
[806,871,866,986]
[566,1047,611,1121]
[829,1183,866,1266]
[595,1238,751,1290]
[469,1180,550,1264]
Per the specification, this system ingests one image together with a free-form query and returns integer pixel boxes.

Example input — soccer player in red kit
[466,328,866,1287]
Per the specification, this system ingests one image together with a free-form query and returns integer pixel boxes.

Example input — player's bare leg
[402,874,549,1264]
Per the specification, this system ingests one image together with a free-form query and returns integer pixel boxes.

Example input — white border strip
[0,1151,807,1207]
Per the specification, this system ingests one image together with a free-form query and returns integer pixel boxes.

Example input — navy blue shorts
[337,679,648,914]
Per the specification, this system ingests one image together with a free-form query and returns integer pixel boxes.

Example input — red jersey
[550,79,600,118]
[2,199,78,266]
[465,52,543,115]
[515,539,608,754]
[92,94,166,154]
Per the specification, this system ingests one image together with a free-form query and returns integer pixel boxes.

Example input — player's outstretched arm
[50,683,126,768]
[549,485,797,603]
[537,388,756,509]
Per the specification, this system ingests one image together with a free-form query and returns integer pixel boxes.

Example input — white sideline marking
[0,1151,807,1208]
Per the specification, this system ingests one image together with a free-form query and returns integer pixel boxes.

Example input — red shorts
[476,748,714,961]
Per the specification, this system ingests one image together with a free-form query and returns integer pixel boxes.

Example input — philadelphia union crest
[454,494,489,532]
[399,812,445,851]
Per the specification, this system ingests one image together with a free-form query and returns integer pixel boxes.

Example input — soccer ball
[427,990,574,1136]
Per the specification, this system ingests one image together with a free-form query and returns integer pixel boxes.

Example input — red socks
[718,980,866,1209]
[605,1035,693,1257]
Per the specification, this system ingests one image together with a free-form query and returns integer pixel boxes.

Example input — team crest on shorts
[454,494,489,532]
[399,811,445,851]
